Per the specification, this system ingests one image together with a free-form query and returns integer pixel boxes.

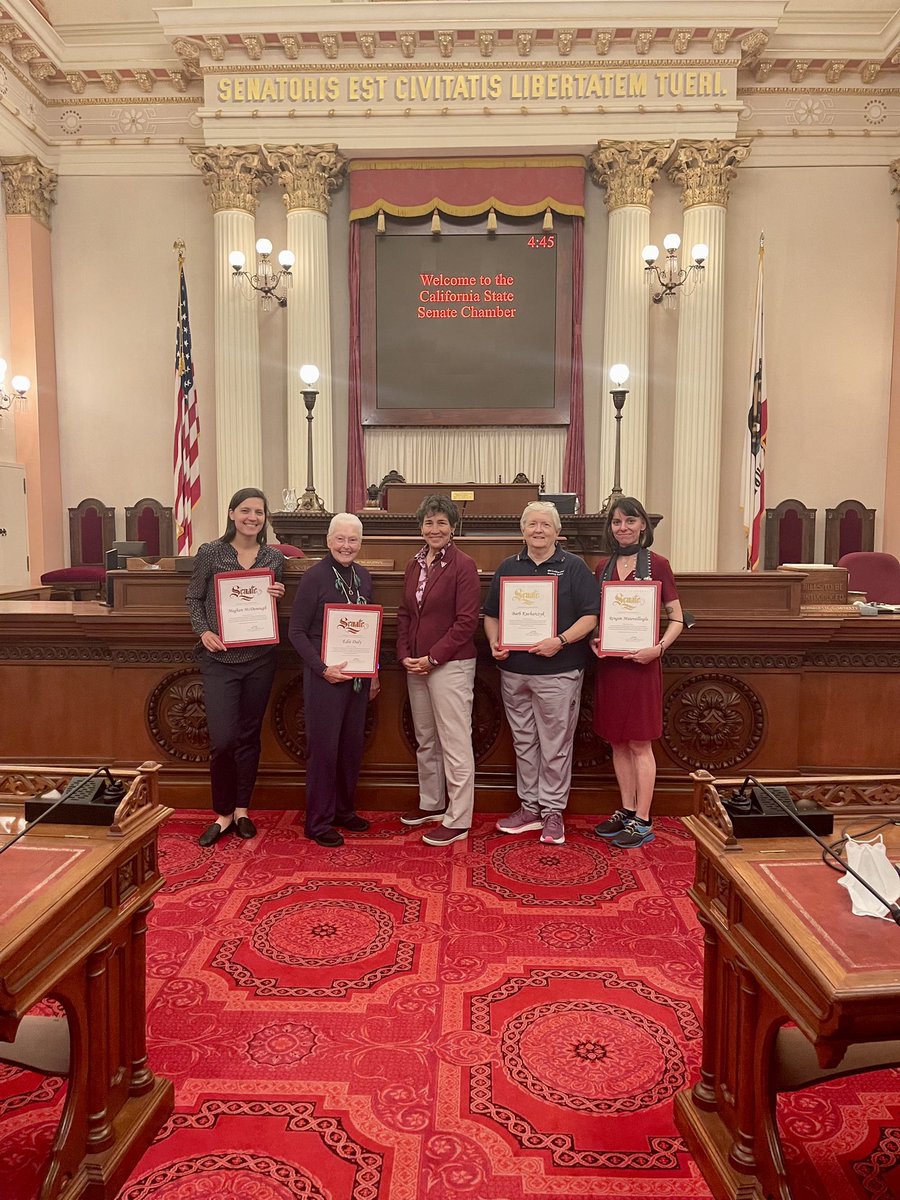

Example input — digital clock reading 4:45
[526,235,556,249]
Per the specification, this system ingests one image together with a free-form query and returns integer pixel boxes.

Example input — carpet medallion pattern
[2,811,899,1199]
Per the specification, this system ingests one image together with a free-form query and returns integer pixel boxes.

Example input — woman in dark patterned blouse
[187,488,285,847]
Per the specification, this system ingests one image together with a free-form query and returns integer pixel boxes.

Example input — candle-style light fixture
[600,363,630,515]
[228,238,295,310]
[641,234,708,307]
[0,358,30,418]
[296,364,326,513]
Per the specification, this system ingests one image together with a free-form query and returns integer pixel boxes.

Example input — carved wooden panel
[146,669,210,761]
[662,674,765,771]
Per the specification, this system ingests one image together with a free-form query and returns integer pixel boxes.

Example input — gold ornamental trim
[203,57,742,76]
[588,140,673,209]
[264,144,346,213]
[0,155,56,227]
[188,144,272,214]
[667,139,751,209]
[350,155,585,172]
[738,85,900,97]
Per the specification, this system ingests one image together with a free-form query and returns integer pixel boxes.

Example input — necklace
[332,564,365,606]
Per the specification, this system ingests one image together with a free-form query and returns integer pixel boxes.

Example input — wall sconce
[296,364,326,513]
[0,358,29,418]
[600,363,629,515]
[641,234,708,307]
[228,238,295,311]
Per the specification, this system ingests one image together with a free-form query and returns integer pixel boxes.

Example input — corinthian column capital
[667,139,752,209]
[0,155,57,228]
[589,140,673,210]
[265,144,346,214]
[188,145,272,214]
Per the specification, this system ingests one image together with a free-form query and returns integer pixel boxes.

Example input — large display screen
[360,216,572,426]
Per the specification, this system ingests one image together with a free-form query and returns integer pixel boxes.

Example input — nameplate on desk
[451,490,475,502]
[358,559,395,570]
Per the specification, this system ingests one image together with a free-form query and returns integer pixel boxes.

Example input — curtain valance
[348,156,585,221]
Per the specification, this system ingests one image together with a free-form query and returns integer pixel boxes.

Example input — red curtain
[563,218,585,508]
[345,221,367,513]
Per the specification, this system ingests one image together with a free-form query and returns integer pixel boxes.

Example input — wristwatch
[427,655,439,667]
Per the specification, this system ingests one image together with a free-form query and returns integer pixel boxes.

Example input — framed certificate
[214,570,279,648]
[600,580,661,655]
[322,604,383,676]
[499,576,558,650]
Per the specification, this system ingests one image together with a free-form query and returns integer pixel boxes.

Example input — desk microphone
[0,766,124,856]
[745,775,900,927]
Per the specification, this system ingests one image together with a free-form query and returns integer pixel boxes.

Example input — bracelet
[558,633,568,646]
[667,619,685,625]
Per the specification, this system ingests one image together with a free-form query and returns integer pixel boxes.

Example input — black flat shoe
[198,821,231,847]
[335,815,369,832]
[305,829,344,847]
[233,816,257,839]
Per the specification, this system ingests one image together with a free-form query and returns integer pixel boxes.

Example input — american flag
[173,254,200,554]
[741,235,767,570]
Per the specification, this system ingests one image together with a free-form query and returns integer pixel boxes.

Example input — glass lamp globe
[641,244,659,265]
[255,238,273,256]
[278,249,296,270]
[228,250,245,270]
[299,364,320,387]
[609,363,630,387]
[691,243,709,264]
[663,233,681,252]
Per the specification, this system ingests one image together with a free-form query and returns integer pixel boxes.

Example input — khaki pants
[406,658,476,829]
[499,669,583,815]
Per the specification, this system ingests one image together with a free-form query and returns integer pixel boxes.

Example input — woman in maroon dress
[591,498,684,849]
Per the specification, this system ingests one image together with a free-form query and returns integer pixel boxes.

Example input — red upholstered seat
[838,552,900,604]
[41,566,106,584]
[271,542,305,558]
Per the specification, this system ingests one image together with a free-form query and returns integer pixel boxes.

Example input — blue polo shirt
[483,544,599,675]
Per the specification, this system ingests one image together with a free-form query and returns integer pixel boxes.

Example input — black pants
[200,651,277,816]
[303,667,369,838]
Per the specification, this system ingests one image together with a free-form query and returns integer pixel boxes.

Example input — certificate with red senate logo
[214,570,279,648]
[498,576,558,650]
[600,580,661,655]
[322,604,383,676]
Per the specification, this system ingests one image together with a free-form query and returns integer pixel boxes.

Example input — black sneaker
[594,809,636,838]
[611,818,655,849]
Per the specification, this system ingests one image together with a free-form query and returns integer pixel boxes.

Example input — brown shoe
[422,826,469,846]
[400,806,448,827]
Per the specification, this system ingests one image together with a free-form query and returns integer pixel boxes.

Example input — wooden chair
[763,499,816,569]
[68,497,115,566]
[41,497,114,599]
[824,499,875,565]
[125,497,174,558]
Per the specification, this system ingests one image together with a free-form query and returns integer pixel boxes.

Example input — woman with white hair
[288,513,380,846]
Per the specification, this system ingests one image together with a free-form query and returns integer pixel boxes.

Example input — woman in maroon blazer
[397,494,482,846]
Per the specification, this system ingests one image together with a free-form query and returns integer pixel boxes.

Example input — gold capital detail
[589,140,673,210]
[265,145,346,214]
[0,156,57,228]
[667,139,752,210]
[188,145,272,214]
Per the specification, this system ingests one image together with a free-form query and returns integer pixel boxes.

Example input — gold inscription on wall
[214,69,731,106]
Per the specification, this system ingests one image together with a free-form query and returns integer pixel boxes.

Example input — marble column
[884,160,900,556]
[189,146,272,518]
[0,156,62,581]
[266,145,346,514]
[667,140,751,571]
[589,141,671,509]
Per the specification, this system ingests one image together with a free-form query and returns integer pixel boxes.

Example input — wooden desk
[676,771,900,1200]
[0,762,174,1199]
[382,481,538,515]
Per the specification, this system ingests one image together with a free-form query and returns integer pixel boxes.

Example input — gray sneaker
[496,806,543,834]
[540,812,565,844]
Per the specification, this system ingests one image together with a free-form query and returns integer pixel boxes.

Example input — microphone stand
[0,766,120,857]
[746,776,900,926]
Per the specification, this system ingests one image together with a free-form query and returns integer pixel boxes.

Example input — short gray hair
[327,512,363,539]
[520,500,561,534]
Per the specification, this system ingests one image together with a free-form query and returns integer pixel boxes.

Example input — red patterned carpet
[3,811,899,1199]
